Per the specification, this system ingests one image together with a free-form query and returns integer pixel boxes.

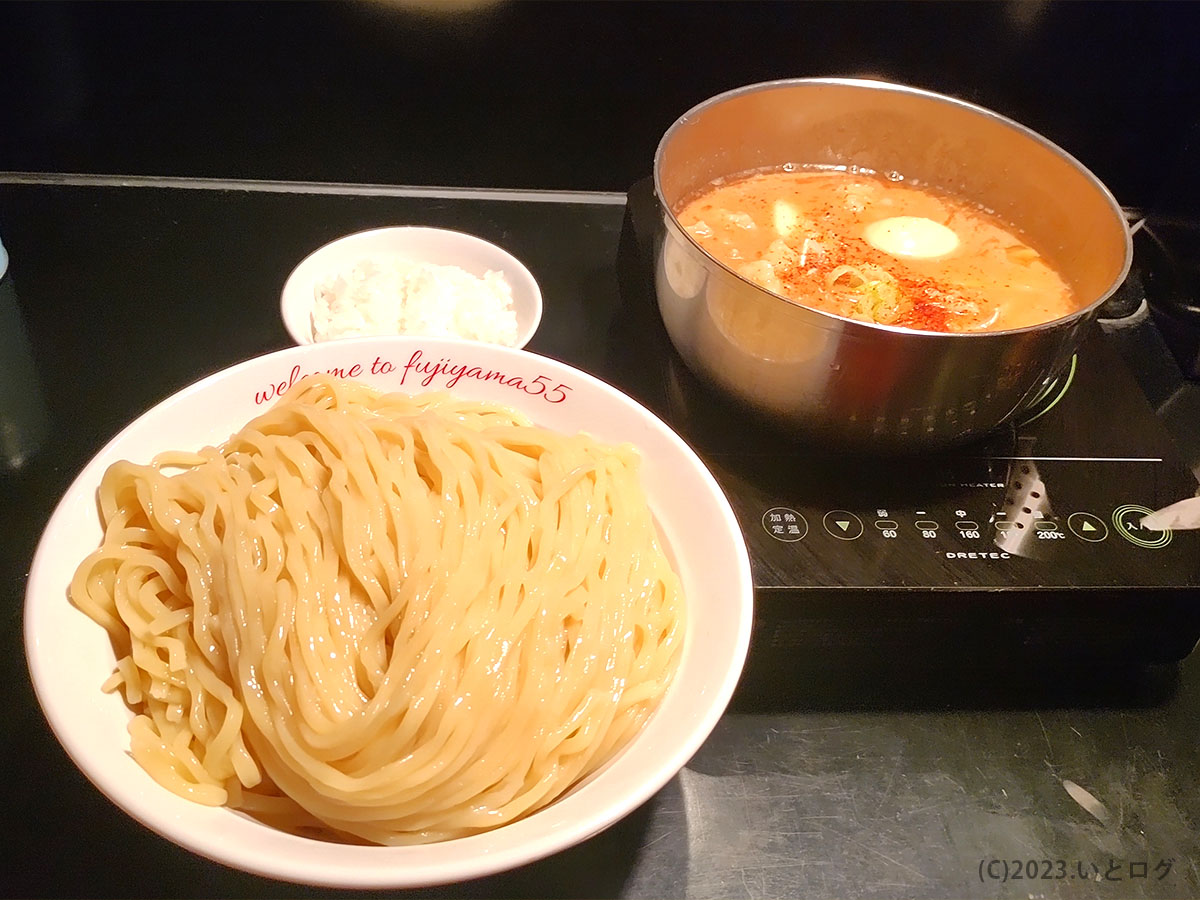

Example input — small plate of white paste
[280,227,543,348]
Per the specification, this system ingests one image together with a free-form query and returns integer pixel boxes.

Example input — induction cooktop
[611,180,1200,670]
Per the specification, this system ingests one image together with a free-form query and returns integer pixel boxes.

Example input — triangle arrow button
[824,510,863,540]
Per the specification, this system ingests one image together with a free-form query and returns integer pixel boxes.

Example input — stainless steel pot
[652,78,1132,450]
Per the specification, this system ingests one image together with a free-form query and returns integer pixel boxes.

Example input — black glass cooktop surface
[615,181,1200,668]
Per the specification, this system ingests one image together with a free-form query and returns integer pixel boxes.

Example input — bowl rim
[23,335,752,888]
[279,225,544,348]
[652,76,1133,339]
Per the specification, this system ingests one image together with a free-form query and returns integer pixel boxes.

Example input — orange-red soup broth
[674,166,1076,333]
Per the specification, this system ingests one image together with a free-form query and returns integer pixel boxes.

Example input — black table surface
[1,175,1198,899]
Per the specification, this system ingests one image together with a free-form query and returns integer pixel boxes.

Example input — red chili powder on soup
[674,166,1077,333]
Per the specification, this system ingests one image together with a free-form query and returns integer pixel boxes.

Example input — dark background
[1,0,1198,215]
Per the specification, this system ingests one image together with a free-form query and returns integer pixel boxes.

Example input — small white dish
[25,336,752,889]
[280,227,543,347]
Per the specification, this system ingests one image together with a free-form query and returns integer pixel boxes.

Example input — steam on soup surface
[675,166,1076,333]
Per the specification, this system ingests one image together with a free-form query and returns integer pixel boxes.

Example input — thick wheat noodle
[70,375,684,844]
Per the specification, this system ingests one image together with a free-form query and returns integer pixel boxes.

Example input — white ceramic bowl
[280,227,543,347]
[24,337,752,889]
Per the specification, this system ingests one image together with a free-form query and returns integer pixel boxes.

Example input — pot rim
[652,76,1134,340]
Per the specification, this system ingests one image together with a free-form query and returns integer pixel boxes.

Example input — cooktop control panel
[736,456,1192,591]
[759,495,1172,555]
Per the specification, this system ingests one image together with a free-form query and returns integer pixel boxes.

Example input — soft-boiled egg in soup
[863,216,960,259]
